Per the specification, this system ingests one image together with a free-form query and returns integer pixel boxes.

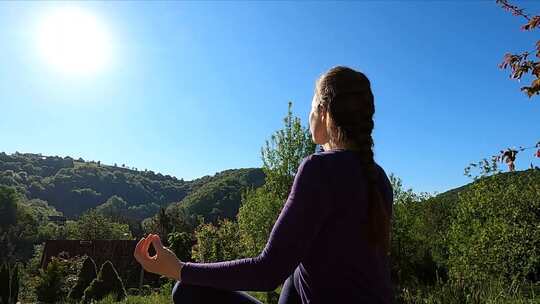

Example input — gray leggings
[172,273,301,304]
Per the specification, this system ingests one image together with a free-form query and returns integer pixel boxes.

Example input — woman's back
[294,149,393,303]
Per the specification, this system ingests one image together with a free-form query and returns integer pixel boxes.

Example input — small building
[40,240,159,288]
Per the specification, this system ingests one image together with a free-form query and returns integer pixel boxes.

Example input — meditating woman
[134,66,394,304]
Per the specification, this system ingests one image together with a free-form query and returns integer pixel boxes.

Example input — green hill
[167,168,265,223]
[0,152,265,220]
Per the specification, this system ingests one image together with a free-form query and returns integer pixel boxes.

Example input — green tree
[83,261,127,302]
[68,256,97,301]
[35,258,67,303]
[260,101,316,201]
[168,231,195,262]
[66,209,132,240]
[237,187,282,257]
[0,186,17,229]
[389,175,439,288]
[192,219,244,262]
[238,102,314,257]
[95,195,128,221]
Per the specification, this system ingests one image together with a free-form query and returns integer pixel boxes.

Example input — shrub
[448,171,540,284]
[68,256,97,301]
[83,261,127,302]
[35,258,68,303]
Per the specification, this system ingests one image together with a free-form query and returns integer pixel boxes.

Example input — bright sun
[37,7,112,75]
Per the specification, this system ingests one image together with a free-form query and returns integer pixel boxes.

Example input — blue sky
[1,1,539,194]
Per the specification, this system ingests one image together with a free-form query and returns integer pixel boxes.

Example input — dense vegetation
[391,169,540,303]
[0,152,264,220]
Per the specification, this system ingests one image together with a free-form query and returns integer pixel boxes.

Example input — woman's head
[310,66,390,254]
[309,66,374,150]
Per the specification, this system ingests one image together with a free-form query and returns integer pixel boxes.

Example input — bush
[83,261,127,302]
[448,171,540,284]
[35,258,68,303]
[168,231,195,262]
[68,256,97,301]
[192,219,244,262]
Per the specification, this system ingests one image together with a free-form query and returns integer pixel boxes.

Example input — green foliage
[66,209,133,240]
[0,152,191,218]
[68,256,98,301]
[237,102,314,259]
[390,175,441,287]
[0,186,17,229]
[83,261,127,303]
[89,289,171,304]
[0,262,9,304]
[260,101,315,201]
[167,231,195,262]
[35,258,68,303]
[0,186,61,262]
[192,219,245,262]
[167,168,265,224]
[237,187,282,257]
[95,195,128,221]
[448,170,540,284]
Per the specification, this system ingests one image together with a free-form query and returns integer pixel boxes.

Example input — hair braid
[317,66,390,254]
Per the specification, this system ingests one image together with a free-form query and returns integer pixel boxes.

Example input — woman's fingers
[142,234,153,259]
[151,234,164,253]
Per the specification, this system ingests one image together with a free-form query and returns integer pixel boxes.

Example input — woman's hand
[134,234,183,281]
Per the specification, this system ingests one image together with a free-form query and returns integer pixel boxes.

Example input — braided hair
[316,66,390,254]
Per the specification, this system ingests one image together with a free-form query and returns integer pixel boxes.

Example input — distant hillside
[167,168,265,223]
[0,152,265,220]
[429,169,540,205]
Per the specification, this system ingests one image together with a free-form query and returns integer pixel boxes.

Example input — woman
[134,66,394,304]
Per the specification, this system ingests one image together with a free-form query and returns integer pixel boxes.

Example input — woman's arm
[180,154,332,291]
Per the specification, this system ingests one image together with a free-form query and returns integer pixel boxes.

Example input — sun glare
[37,7,112,75]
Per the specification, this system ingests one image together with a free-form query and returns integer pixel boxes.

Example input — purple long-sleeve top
[180,149,394,303]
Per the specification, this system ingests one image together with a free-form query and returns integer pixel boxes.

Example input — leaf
[521,16,540,30]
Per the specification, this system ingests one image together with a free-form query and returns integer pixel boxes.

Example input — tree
[168,231,195,263]
[95,195,128,222]
[66,209,132,240]
[237,187,282,257]
[68,256,97,301]
[192,219,244,262]
[497,0,540,98]
[83,261,127,302]
[261,101,316,201]
[389,175,440,288]
[35,258,67,303]
[0,186,17,229]
[238,102,314,257]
